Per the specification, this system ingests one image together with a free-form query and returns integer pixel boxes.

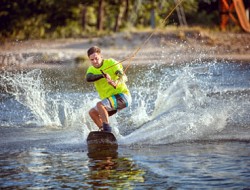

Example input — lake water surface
[0,59,250,189]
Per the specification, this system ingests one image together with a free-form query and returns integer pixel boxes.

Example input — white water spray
[120,65,229,145]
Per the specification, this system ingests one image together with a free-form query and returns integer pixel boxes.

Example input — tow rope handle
[101,70,117,89]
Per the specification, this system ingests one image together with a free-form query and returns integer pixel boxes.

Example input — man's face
[89,52,102,68]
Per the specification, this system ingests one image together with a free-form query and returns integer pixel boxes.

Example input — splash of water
[1,70,83,128]
[1,61,249,146]
[120,65,231,145]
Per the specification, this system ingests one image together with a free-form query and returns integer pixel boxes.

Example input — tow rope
[102,0,185,87]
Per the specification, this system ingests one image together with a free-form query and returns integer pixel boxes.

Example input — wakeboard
[87,131,118,153]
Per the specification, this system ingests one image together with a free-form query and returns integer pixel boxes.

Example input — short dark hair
[87,46,101,57]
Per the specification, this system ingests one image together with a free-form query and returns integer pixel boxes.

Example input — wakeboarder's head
[87,46,103,68]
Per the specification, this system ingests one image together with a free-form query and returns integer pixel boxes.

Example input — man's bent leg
[96,102,112,132]
[96,102,109,124]
[89,107,102,129]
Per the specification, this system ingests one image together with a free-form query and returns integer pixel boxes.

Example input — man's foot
[103,123,112,132]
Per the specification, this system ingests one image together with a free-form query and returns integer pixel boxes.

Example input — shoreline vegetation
[0,27,250,69]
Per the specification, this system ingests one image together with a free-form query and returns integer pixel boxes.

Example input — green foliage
[75,55,89,65]
[0,0,83,41]
[0,0,221,42]
[189,10,219,27]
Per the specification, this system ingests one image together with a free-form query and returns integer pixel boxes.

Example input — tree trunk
[124,0,129,22]
[81,5,87,30]
[174,0,187,26]
[150,8,155,28]
[150,0,156,29]
[114,0,124,32]
[97,0,104,31]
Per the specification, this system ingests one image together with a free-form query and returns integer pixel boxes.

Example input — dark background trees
[0,0,234,41]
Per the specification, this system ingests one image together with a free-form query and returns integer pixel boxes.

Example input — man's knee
[89,108,97,117]
[96,102,104,110]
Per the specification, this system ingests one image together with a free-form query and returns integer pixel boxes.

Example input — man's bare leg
[96,102,112,132]
[96,102,109,125]
[89,108,102,129]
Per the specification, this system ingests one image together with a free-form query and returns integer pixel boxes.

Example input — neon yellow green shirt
[86,59,130,99]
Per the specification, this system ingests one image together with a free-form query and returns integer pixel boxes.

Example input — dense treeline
[0,0,218,41]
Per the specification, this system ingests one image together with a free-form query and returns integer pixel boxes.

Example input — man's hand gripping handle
[101,70,117,89]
